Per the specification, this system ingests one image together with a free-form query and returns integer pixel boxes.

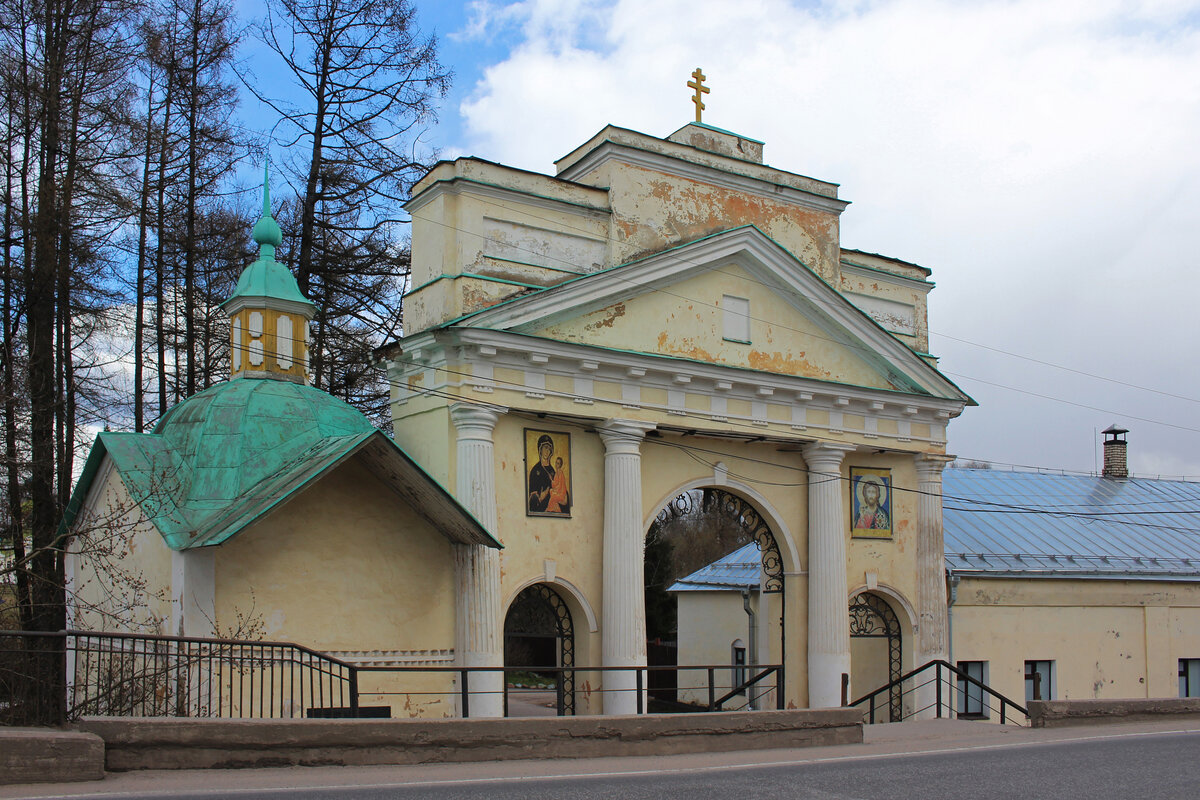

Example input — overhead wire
[390,195,1200,442]
[396,176,1198,408]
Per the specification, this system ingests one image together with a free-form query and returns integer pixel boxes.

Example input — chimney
[1102,425,1129,478]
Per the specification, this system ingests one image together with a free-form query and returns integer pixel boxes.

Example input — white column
[803,442,856,709]
[914,453,956,717]
[915,454,954,664]
[598,418,656,715]
[170,549,215,639]
[449,403,505,717]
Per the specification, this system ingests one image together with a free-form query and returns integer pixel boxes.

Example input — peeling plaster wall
[532,265,900,390]
[405,160,611,333]
[597,162,841,281]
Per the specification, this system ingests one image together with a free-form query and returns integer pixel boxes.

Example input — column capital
[598,418,656,455]
[915,453,956,482]
[449,402,506,437]
[801,441,857,473]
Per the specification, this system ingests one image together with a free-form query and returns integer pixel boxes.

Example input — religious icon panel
[525,429,572,517]
[850,467,891,538]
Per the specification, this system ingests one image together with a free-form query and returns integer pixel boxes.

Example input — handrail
[2,629,359,669]
[849,659,1028,724]
[2,630,785,722]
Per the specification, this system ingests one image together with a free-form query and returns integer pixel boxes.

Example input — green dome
[153,377,374,509]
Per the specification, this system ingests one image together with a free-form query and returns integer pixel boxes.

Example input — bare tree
[255,0,447,408]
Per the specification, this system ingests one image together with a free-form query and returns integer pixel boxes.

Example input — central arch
[645,486,786,710]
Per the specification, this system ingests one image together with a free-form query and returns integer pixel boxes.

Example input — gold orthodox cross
[687,67,709,122]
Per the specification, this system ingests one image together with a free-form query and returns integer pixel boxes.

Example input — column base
[808,651,851,709]
[460,669,505,718]
[602,667,646,715]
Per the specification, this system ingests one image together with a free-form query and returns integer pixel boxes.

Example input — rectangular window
[732,644,747,695]
[957,660,989,718]
[1025,660,1055,702]
[1180,659,1200,698]
[723,295,751,343]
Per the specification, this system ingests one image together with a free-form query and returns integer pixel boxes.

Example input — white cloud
[454,0,1200,475]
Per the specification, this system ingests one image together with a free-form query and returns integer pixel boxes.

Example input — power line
[400,180,1197,410]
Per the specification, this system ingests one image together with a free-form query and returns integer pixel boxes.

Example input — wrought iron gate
[504,583,575,715]
[849,592,902,721]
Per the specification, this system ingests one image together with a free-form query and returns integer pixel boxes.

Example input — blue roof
[943,469,1200,581]
[669,542,764,592]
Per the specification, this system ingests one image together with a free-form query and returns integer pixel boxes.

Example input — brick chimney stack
[1102,425,1129,478]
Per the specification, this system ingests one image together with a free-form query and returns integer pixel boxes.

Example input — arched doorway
[645,488,784,709]
[849,592,903,721]
[503,583,575,716]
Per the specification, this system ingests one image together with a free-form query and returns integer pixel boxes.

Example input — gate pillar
[803,442,856,709]
[450,403,506,717]
[914,453,954,718]
[598,419,656,715]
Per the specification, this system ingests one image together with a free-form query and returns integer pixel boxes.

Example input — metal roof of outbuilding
[668,542,763,592]
[943,468,1200,582]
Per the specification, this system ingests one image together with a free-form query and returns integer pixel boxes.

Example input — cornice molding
[840,261,934,294]
[557,141,849,217]
[389,327,964,447]
[406,175,611,220]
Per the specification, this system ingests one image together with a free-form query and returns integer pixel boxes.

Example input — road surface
[4,719,1198,799]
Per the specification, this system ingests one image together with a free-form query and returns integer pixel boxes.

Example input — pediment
[456,227,966,401]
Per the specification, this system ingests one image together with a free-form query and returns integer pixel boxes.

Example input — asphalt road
[8,722,1200,800]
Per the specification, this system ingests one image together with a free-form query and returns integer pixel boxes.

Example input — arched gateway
[503,583,575,716]
[647,488,785,708]
[849,592,904,721]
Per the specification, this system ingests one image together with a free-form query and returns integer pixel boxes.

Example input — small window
[248,311,264,366]
[732,640,747,695]
[1180,659,1200,698]
[723,295,751,343]
[957,661,989,718]
[231,318,242,371]
[1025,660,1054,702]
[276,315,293,369]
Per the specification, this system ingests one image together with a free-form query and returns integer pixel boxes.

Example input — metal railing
[850,659,1028,725]
[1,630,783,724]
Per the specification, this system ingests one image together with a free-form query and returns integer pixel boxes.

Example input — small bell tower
[221,167,316,384]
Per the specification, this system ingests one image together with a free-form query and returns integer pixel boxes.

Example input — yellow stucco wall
[214,456,456,652]
[597,160,840,281]
[69,464,173,633]
[532,265,899,390]
[952,577,1200,709]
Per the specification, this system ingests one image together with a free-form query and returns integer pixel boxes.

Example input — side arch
[504,575,599,633]
[848,583,917,636]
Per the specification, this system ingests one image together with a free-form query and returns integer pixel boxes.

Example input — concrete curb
[78,708,863,771]
[1028,698,1200,727]
[0,728,104,786]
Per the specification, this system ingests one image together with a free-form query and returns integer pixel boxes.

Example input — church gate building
[383,118,972,715]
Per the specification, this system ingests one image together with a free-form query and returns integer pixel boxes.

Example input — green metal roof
[63,378,500,550]
[221,252,315,311]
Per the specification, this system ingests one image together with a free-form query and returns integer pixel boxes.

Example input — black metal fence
[1,630,783,724]
[850,659,1028,725]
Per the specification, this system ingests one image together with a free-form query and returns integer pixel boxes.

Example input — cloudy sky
[377,0,1200,478]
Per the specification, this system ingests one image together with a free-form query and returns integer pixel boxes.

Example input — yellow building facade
[387,121,972,715]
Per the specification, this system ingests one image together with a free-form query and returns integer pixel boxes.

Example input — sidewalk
[3,717,1197,799]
